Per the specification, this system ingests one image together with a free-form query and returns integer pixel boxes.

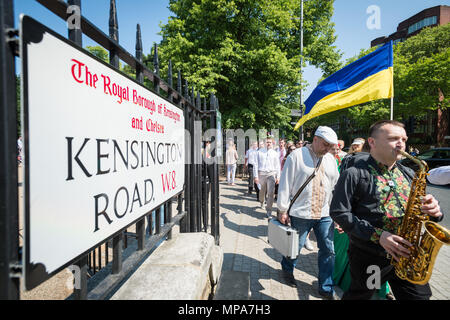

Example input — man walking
[254,137,281,217]
[277,139,287,171]
[330,120,443,300]
[245,141,258,194]
[277,126,339,299]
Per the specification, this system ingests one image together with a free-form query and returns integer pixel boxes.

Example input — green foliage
[156,0,342,131]
[86,45,109,63]
[394,24,449,117]
[85,45,149,86]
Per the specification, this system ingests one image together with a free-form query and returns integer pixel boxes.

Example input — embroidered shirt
[277,146,339,219]
[369,160,411,243]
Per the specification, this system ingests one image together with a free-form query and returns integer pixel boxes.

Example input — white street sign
[21,16,185,288]
[291,109,302,117]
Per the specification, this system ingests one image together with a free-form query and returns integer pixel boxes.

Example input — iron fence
[0,0,220,300]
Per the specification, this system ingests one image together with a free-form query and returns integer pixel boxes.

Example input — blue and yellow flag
[294,41,393,130]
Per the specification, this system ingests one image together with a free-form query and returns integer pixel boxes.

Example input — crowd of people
[232,120,445,300]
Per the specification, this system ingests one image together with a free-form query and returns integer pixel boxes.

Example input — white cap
[351,138,365,145]
[314,126,338,145]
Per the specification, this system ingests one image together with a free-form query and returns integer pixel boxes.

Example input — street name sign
[290,109,302,117]
[21,16,185,289]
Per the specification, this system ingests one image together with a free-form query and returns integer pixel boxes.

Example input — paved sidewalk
[218,178,450,300]
[219,178,337,300]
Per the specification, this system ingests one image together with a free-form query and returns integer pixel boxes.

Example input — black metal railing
[0,0,220,300]
[0,0,21,301]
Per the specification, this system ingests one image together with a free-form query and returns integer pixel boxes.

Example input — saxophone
[392,150,450,285]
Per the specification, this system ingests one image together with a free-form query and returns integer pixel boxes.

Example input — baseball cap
[351,138,365,145]
[314,126,338,145]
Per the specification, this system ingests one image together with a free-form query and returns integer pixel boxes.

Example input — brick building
[370,5,450,147]
[371,5,450,47]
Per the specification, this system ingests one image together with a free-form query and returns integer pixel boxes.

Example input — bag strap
[287,156,323,215]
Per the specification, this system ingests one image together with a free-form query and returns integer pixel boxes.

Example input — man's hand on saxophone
[380,231,412,262]
[420,194,443,219]
[380,194,443,262]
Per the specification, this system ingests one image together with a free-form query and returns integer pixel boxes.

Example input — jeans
[227,163,236,183]
[281,216,335,294]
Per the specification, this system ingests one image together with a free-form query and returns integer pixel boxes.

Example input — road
[426,182,450,300]
[427,183,450,229]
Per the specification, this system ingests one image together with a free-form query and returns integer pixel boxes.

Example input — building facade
[370,5,449,147]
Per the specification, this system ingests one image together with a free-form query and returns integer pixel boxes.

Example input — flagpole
[390,64,394,120]
[390,96,393,120]
[299,0,304,141]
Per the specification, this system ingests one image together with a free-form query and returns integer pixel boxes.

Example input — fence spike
[184,79,189,101]
[135,24,143,83]
[68,0,82,45]
[109,0,119,42]
[177,70,182,94]
[168,59,173,87]
[197,92,201,110]
[210,93,215,109]
[153,44,159,75]
[136,24,142,61]
[212,94,218,112]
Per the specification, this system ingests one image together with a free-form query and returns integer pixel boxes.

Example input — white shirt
[246,148,258,166]
[277,146,339,219]
[253,147,281,179]
[427,166,450,185]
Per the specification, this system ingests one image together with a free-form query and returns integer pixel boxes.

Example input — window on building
[407,16,437,34]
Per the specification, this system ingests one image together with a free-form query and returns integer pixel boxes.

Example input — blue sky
[14,0,446,99]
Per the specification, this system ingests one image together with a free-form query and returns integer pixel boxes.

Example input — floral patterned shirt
[369,160,411,243]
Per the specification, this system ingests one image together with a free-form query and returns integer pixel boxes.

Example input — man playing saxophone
[330,120,444,300]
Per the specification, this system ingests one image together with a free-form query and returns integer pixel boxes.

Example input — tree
[156,0,342,131]
[394,24,449,118]
[86,45,144,83]
[86,45,109,63]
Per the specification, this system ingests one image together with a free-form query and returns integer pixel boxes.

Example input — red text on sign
[161,171,176,193]
[71,59,98,88]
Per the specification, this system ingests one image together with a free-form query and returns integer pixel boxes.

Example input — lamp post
[299,0,304,141]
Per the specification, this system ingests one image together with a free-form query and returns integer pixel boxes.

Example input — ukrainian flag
[294,41,393,130]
